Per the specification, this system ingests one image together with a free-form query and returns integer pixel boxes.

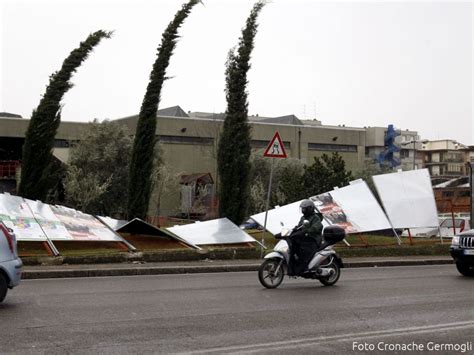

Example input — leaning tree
[127,0,200,219]
[19,30,112,201]
[217,1,266,224]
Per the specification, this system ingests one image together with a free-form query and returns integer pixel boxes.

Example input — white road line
[180,321,474,354]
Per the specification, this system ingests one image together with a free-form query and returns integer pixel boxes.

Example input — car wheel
[455,261,474,277]
[0,274,8,303]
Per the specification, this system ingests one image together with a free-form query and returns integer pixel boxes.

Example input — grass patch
[247,230,451,258]
[18,231,452,261]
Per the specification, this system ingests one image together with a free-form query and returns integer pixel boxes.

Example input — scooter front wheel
[258,258,284,289]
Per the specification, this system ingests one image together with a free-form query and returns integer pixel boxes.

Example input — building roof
[0,112,22,118]
[189,112,305,125]
[188,112,226,120]
[157,105,189,118]
[255,114,303,126]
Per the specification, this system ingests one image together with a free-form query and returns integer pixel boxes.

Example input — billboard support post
[24,201,60,256]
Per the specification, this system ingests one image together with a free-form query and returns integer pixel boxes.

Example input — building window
[158,135,213,145]
[442,191,454,198]
[457,191,470,198]
[447,164,462,173]
[443,152,462,162]
[53,139,70,148]
[308,143,357,152]
[400,149,410,159]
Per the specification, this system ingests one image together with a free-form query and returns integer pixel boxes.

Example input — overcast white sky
[1,0,473,144]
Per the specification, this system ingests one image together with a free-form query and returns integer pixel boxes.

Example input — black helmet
[300,199,315,216]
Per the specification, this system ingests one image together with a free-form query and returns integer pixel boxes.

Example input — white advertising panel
[50,206,123,241]
[251,200,306,235]
[312,181,392,234]
[373,169,438,228]
[0,194,47,241]
[97,216,128,231]
[167,218,257,246]
[25,199,73,240]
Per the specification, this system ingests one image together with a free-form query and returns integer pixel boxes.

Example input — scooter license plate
[463,249,474,255]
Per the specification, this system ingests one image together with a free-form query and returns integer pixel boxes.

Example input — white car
[0,223,22,303]
[401,217,471,238]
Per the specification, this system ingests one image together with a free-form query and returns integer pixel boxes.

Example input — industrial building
[1,107,471,217]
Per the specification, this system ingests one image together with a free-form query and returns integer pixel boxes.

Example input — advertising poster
[25,199,73,240]
[50,205,123,241]
[311,192,359,234]
[311,181,393,234]
[0,194,47,241]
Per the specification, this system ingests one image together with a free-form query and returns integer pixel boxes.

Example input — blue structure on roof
[377,124,401,168]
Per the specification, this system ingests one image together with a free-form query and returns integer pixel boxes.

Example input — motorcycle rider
[288,199,324,275]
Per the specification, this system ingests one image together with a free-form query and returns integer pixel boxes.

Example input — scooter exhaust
[316,268,335,277]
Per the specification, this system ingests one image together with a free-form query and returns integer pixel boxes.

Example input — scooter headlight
[280,228,291,237]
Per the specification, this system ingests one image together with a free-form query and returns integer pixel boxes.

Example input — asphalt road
[0,265,472,354]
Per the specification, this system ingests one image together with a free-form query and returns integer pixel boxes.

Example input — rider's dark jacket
[296,212,323,248]
[289,212,324,273]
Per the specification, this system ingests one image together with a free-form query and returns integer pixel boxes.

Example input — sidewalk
[21,255,453,280]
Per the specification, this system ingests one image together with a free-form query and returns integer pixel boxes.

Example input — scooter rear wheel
[258,258,284,289]
[319,261,340,286]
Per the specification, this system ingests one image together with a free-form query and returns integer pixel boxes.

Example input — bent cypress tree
[19,30,112,201]
[217,1,266,224]
[127,0,200,219]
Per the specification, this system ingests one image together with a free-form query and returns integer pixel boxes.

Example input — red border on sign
[263,131,287,158]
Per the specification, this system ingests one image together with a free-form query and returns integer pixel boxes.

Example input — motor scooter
[258,222,346,289]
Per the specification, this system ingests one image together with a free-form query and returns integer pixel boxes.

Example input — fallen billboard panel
[97,216,128,231]
[50,206,124,241]
[252,181,391,235]
[0,194,47,241]
[251,200,314,236]
[166,218,258,246]
[116,218,199,249]
[25,199,73,240]
[312,180,392,234]
[373,169,438,229]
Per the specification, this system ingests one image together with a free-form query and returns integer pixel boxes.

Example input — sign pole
[261,131,287,258]
[261,157,275,258]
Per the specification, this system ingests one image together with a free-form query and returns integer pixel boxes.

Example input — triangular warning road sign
[263,131,287,158]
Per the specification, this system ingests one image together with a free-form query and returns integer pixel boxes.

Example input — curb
[21,258,453,280]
